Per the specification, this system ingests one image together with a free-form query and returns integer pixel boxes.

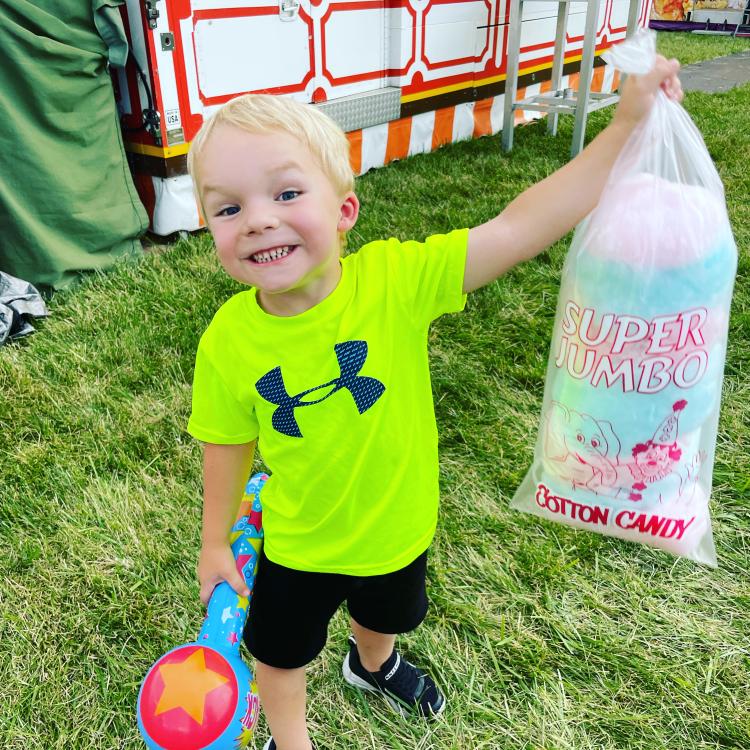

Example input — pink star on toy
[235,553,253,573]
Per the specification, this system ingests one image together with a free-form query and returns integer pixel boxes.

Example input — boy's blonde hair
[188,94,354,198]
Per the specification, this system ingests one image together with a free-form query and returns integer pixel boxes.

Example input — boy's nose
[243,210,280,234]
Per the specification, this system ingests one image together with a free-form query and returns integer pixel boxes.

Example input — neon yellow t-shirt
[188,230,468,574]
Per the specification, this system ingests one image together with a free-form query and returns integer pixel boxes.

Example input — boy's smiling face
[197,124,358,316]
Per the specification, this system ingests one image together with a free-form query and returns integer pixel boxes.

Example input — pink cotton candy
[584,173,727,268]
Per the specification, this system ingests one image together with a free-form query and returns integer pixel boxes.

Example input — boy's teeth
[251,245,292,263]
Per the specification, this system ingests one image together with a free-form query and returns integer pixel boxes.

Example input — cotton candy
[510,32,737,565]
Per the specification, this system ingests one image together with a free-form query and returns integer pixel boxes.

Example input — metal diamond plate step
[314,87,401,132]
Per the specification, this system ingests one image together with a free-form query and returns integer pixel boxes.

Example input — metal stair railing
[501,0,641,158]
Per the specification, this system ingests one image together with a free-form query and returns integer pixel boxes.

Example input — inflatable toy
[137,473,266,749]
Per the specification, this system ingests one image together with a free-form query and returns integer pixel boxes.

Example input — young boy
[187,57,682,750]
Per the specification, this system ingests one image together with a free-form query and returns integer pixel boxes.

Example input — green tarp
[0,0,148,291]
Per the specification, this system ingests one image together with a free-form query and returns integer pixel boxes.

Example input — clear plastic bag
[510,31,737,566]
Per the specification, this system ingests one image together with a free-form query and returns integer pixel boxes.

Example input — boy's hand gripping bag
[510,32,737,566]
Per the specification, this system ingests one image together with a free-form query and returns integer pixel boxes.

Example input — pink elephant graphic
[544,399,694,502]
[543,401,622,492]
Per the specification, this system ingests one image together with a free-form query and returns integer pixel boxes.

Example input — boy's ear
[337,192,360,232]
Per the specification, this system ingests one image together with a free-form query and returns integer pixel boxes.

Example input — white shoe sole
[342,653,446,719]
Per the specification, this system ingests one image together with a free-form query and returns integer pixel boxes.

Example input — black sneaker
[262,740,316,750]
[342,635,445,719]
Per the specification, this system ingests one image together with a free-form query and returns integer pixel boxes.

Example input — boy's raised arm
[198,440,257,604]
[462,55,681,295]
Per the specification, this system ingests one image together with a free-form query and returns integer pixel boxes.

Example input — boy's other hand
[613,55,683,131]
[198,541,251,606]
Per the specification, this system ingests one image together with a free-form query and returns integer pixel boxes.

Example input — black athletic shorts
[243,548,429,669]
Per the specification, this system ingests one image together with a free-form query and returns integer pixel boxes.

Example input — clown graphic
[627,400,687,501]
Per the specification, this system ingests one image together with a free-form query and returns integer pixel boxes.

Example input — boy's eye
[217,206,240,217]
[277,190,300,202]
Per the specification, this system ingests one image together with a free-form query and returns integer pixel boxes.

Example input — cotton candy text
[535,483,696,540]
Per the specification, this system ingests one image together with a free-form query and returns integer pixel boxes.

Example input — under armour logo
[256,340,385,437]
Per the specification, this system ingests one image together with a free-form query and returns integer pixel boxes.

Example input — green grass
[656,32,750,65]
[1,38,748,750]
